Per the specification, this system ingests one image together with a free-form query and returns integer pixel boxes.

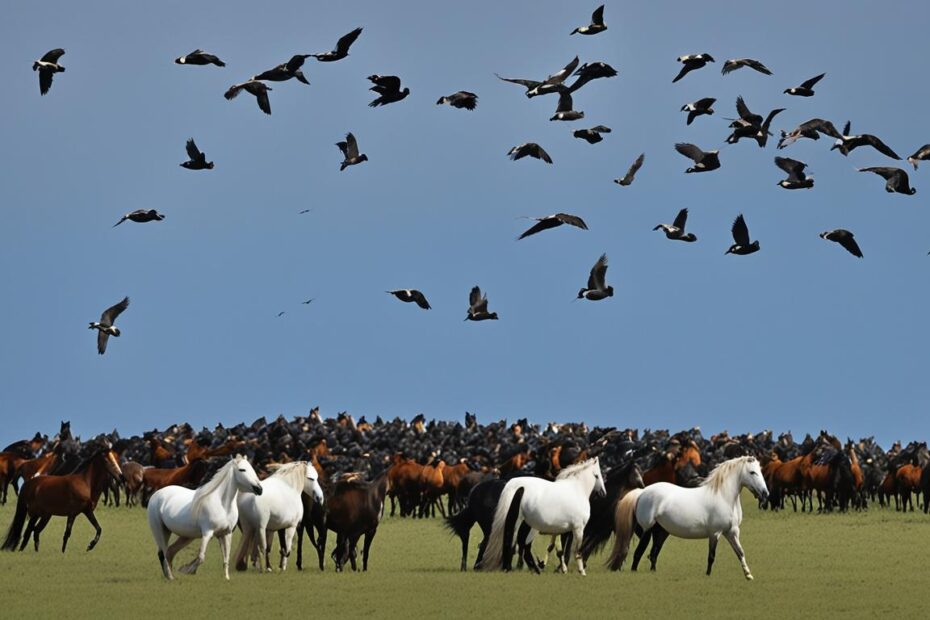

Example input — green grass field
[0,496,926,618]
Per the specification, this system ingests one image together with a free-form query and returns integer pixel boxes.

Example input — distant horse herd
[0,412,927,579]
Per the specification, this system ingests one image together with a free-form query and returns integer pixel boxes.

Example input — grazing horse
[326,471,390,571]
[147,455,263,580]
[235,461,323,572]
[2,439,124,553]
[607,456,768,580]
[480,457,607,575]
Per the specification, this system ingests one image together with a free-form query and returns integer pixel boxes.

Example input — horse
[121,461,145,506]
[146,455,263,580]
[141,459,209,506]
[325,471,390,572]
[0,452,26,504]
[480,457,606,576]
[607,456,768,580]
[2,439,124,553]
[444,477,506,571]
[418,459,445,518]
[234,461,323,572]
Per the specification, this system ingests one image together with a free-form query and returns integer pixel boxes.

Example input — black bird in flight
[465,286,498,321]
[113,209,165,227]
[253,55,311,85]
[225,80,272,115]
[496,56,579,98]
[721,58,773,76]
[673,53,714,83]
[175,49,225,67]
[654,208,697,242]
[726,214,760,255]
[312,27,363,62]
[508,143,553,164]
[437,91,478,110]
[675,143,720,173]
[832,121,901,159]
[784,73,825,97]
[387,290,431,310]
[615,153,645,186]
[775,157,813,190]
[858,167,916,195]
[573,125,611,144]
[89,297,129,355]
[681,97,715,125]
[820,230,863,258]
[571,5,607,35]
[336,133,368,170]
[517,213,588,240]
[33,48,65,95]
[577,254,613,301]
[180,138,213,170]
[368,75,410,107]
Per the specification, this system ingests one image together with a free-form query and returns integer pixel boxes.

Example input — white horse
[607,455,769,580]
[147,455,263,580]
[234,461,324,572]
[480,457,606,575]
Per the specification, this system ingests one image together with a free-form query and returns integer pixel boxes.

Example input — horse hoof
[745,574,754,581]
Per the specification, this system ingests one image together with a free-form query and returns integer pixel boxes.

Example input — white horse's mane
[191,456,241,517]
[555,457,598,480]
[267,461,310,493]
[702,456,755,494]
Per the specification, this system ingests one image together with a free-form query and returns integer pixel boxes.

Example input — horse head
[303,461,325,505]
[232,455,263,495]
[740,457,769,503]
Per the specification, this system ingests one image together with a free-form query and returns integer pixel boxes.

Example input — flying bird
[567,61,618,92]
[298,209,311,214]
[277,311,286,318]
[820,229,863,258]
[725,97,784,147]
[673,53,714,83]
[858,167,916,195]
[174,49,225,67]
[831,121,901,159]
[336,133,368,170]
[681,97,716,125]
[33,48,65,95]
[784,73,825,97]
[571,5,607,35]
[311,27,363,62]
[180,138,213,170]
[252,54,311,85]
[573,125,611,144]
[368,75,410,107]
[721,58,773,76]
[577,254,613,301]
[653,208,697,242]
[777,118,842,149]
[675,143,720,173]
[550,90,583,121]
[113,209,165,227]
[725,214,760,255]
[301,299,314,305]
[508,143,552,163]
[907,145,930,170]
[614,153,645,186]
[774,157,813,190]
[387,290,431,310]
[436,91,478,110]
[496,56,579,98]
[89,297,129,355]
[224,80,272,115]
[517,213,588,240]
[465,286,498,321]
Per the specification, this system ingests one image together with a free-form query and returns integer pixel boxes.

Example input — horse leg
[255,527,270,572]
[315,520,327,571]
[234,526,252,571]
[295,522,305,570]
[572,526,586,576]
[180,531,213,574]
[648,525,670,571]
[61,514,77,552]
[281,526,296,571]
[557,531,572,574]
[706,533,719,575]
[31,516,52,552]
[20,516,39,552]
[631,526,650,571]
[516,523,539,574]
[84,510,102,551]
[724,528,753,580]
[459,524,470,571]
[218,532,232,580]
[348,534,360,571]
[362,528,377,571]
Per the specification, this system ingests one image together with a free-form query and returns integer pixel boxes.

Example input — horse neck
[83,455,113,500]
[214,467,241,510]
[709,464,744,504]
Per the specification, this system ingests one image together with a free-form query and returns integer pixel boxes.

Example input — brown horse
[141,459,209,505]
[895,464,922,512]
[387,454,424,517]
[770,455,805,511]
[121,461,146,506]
[642,441,701,486]
[441,460,472,513]
[0,452,26,504]
[418,460,445,518]
[2,440,123,553]
[184,436,244,463]
[326,471,391,571]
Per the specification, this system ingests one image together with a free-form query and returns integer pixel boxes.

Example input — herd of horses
[0,414,928,579]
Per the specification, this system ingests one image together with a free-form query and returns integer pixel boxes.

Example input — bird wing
[224,83,243,100]
[842,120,851,136]
[40,48,65,63]
[344,133,359,158]
[555,213,588,230]
[38,68,54,95]
[412,291,431,310]
[100,297,130,327]
[469,286,488,313]
[695,97,716,109]
[185,138,202,161]
[800,73,825,89]
[859,166,896,180]
[286,55,309,72]
[775,156,805,177]
[731,215,750,246]
[545,56,580,85]
[862,135,902,160]
[672,64,693,83]
[495,74,541,90]
[588,254,608,290]
[675,143,704,163]
[518,217,560,240]
[591,125,611,133]
[256,88,272,115]
[335,27,363,55]
[735,96,755,122]
[672,208,689,230]
[369,75,401,91]
[534,145,553,163]
[555,90,573,113]
[799,118,841,139]
[762,108,786,131]
[744,59,773,75]
[592,5,606,25]
[97,330,110,355]
[837,232,863,258]
[721,59,741,75]
[469,286,482,309]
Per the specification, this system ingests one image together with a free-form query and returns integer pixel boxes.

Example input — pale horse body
[147,455,263,580]
[608,455,769,580]
[235,461,324,572]
[481,457,606,575]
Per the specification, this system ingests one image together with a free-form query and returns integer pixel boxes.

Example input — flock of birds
[29,4,930,355]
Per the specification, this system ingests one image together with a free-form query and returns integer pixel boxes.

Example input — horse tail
[501,487,525,568]
[479,481,522,570]
[1,488,29,551]
[606,487,644,571]
[443,505,474,543]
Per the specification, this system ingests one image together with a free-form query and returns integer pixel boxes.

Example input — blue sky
[2,1,928,446]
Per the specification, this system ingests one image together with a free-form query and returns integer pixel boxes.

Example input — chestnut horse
[642,441,701,486]
[141,459,209,506]
[0,452,26,504]
[2,440,124,553]
[418,460,445,518]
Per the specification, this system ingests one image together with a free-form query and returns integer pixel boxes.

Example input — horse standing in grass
[2,438,124,553]
[607,456,768,580]
[326,471,390,572]
[235,461,323,572]
[480,457,606,576]
[147,455,263,580]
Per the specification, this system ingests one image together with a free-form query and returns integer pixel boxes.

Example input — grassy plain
[0,497,927,618]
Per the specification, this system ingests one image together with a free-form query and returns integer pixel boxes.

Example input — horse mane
[701,456,753,494]
[191,458,237,517]
[267,461,309,493]
[555,457,597,480]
